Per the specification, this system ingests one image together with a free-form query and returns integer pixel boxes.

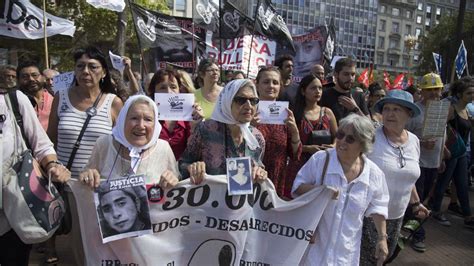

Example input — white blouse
[292,148,389,266]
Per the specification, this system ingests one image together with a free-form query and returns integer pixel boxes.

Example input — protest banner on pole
[70,175,336,266]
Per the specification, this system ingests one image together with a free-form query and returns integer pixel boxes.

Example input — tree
[0,0,168,70]
[417,12,474,81]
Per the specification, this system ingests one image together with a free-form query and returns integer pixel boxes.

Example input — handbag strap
[305,107,325,131]
[320,150,330,185]
[7,91,31,150]
[66,93,102,169]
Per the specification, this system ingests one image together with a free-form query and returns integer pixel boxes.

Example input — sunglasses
[335,130,357,144]
[394,146,407,168]
[233,96,260,106]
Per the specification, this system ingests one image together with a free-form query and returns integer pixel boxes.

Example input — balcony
[387,47,402,55]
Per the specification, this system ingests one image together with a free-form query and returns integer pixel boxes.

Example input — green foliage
[417,12,474,77]
[0,0,168,70]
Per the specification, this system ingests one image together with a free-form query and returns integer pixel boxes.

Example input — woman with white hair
[292,114,389,266]
[179,79,268,184]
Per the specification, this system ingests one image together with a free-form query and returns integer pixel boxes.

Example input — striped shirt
[56,89,115,178]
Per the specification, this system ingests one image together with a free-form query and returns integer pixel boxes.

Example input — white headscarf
[112,95,162,173]
[210,79,260,150]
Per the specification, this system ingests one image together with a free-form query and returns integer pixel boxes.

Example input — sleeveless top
[449,110,471,144]
[194,89,216,119]
[56,89,115,178]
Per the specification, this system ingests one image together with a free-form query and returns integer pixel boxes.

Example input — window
[389,55,398,66]
[415,28,422,38]
[380,5,386,13]
[392,8,400,16]
[406,10,413,19]
[414,54,419,62]
[377,53,384,65]
[416,15,422,24]
[379,19,386,31]
[405,24,412,35]
[426,5,431,13]
[418,2,423,10]
[392,22,399,33]
[403,57,409,66]
[175,0,185,11]
[436,7,441,15]
[378,36,385,48]
[389,39,399,49]
[425,18,431,26]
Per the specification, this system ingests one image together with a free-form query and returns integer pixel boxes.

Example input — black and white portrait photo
[226,157,253,195]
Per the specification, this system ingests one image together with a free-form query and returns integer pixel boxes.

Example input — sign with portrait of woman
[94,175,153,243]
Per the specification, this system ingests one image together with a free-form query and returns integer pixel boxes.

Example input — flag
[432,52,442,74]
[323,18,336,62]
[357,68,369,88]
[383,72,392,90]
[219,1,250,39]
[254,0,295,52]
[227,0,251,18]
[392,73,405,90]
[455,40,468,79]
[368,64,374,84]
[193,0,220,32]
[130,3,186,50]
[86,0,125,12]
[0,0,75,39]
[407,76,414,87]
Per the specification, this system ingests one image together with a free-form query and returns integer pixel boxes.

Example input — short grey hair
[338,114,375,154]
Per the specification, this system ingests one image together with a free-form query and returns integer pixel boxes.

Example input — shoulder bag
[2,91,65,244]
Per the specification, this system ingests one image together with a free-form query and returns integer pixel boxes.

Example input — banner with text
[206,34,276,79]
[70,175,336,266]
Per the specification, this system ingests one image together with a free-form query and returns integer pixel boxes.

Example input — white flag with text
[86,0,126,12]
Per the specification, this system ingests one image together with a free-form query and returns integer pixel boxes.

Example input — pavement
[28,190,474,266]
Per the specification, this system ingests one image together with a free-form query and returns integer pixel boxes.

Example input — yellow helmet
[419,73,443,89]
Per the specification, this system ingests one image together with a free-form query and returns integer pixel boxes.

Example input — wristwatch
[352,107,360,113]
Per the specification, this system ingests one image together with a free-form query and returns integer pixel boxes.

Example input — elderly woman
[46,46,123,265]
[194,58,222,119]
[292,114,389,266]
[79,95,179,190]
[147,69,203,159]
[0,89,70,266]
[179,79,268,183]
[360,90,429,265]
[253,66,302,199]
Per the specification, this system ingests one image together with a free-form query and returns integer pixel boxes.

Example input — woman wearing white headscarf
[179,79,267,184]
[79,95,179,189]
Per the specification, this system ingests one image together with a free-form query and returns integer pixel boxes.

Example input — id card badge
[226,157,253,196]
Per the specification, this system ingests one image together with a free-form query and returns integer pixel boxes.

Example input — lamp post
[404,34,417,75]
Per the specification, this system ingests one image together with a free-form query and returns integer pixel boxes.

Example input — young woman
[193,58,222,119]
[254,66,301,199]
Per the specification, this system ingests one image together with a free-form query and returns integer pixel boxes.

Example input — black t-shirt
[320,86,369,123]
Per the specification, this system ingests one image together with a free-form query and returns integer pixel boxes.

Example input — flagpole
[246,0,260,78]
[191,0,196,76]
[127,0,149,81]
[42,0,49,69]
[218,0,223,75]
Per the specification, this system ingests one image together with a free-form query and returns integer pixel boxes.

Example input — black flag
[130,3,186,50]
[323,18,336,63]
[219,0,250,39]
[254,0,295,52]
[193,0,220,32]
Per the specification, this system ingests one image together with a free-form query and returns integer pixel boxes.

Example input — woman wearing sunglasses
[360,90,429,265]
[179,79,268,184]
[252,67,302,199]
[292,114,389,266]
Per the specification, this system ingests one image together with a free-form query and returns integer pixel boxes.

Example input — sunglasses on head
[335,130,357,144]
[233,96,260,106]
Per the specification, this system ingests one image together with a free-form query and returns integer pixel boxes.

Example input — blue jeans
[432,155,472,216]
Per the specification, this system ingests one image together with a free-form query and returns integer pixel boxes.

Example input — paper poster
[52,72,74,93]
[94,175,152,243]
[226,157,253,196]
[155,93,194,121]
[258,101,289,125]
[422,100,450,138]
[109,51,125,73]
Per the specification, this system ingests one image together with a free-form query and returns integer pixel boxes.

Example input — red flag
[383,72,391,90]
[407,76,414,87]
[368,64,374,85]
[392,73,405,90]
[357,68,369,88]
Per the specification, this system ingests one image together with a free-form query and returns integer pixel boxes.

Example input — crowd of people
[0,46,473,266]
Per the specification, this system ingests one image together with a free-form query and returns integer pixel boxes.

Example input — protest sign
[258,101,289,125]
[422,100,450,138]
[155,93,194,121]
[52,72,74,93]
[70,175,336,265]
[94,175,152,244]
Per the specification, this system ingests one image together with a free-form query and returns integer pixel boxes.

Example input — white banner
[0,0,75,39]
[70,175,336,266]
[206,34,276,79]
[87,0,126,12]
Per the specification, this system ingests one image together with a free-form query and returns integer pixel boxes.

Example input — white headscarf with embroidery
[112,95,161,173]
[211,79,260,150]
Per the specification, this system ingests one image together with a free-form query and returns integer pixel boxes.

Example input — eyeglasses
[205,68,220,73]
[394,146,407,168]
[75,63,102,72]
[335,130,357,144]
[233,96,260,106]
